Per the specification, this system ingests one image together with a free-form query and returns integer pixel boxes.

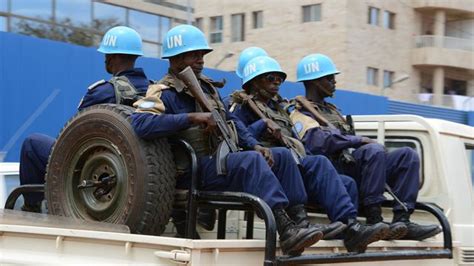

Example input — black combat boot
[393,210,442,241]
[21,202,42,213]
[366,204,407,240]
[273,208,323,256]
[172,210,201,239]
[344,218,390,253]
[197,208,217,231]
[286,205,347,240]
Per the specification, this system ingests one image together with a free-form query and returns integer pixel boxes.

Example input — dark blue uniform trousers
[198,150,291,209]
[300,155,358,223]
[19,133,55,206]
[340,143,420,211]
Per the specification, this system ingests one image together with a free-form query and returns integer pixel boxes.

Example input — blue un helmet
[161,24,212,59]
[296,53,340,82]
[236,47,268,78]
[242,56,287,86]
[97,26,144,56]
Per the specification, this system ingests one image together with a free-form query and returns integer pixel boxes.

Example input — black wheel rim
[67,138,128,221]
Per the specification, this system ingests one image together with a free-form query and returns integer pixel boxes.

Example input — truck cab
[0,162,21,210]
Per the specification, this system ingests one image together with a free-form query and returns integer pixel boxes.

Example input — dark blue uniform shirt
[131,74,259,149]
[78,68,149,110]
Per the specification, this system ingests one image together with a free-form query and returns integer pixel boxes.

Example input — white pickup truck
[0,113,473,265]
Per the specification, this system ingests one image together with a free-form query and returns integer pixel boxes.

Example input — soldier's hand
[188,112,217,134]
[360,136,376,145]
[254,144,274,167]
[264,119,283,140]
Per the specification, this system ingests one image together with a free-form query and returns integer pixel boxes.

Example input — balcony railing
[414,35,474,52]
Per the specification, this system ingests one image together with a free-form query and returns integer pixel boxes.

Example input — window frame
[302,4,322,23]
[209,15,223,44]
[364,136,425,189]
[383,70,394,88]
[194,17,202,30]
[367,67,379,86]
[465,144,474,196]
[383,10,395,29]
[231,13,245,42]
[368,6,380,26]
[252,10,263,29]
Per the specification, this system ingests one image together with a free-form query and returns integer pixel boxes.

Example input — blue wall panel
[0,32,166,162]
[388,100,467,124]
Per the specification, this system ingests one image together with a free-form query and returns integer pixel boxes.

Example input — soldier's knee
[270,147,293,161]
[399,147,420,164]
[368,143,385,152]
[359,143,385,160]
[312,154,331,164]
[242,150,265,164]
[21,134,42,153]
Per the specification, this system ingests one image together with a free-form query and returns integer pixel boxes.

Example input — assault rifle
[234,91,303,166]
[177,66,239,175]
[295,96,408,211]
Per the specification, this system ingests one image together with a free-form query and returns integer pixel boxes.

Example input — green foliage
[12,18,120,47]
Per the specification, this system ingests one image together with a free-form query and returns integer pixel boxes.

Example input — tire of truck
[45,104,176,235]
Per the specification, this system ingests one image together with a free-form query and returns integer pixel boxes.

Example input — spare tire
[45,104,176,235]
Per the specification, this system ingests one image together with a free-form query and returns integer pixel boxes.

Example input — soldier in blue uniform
[291,53,442,240]
[131,25,324,256]
[229,55,390,253]
[19,26,150,213]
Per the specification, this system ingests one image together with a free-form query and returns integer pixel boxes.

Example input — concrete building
[195,0,474,108]
[0,0,194,58]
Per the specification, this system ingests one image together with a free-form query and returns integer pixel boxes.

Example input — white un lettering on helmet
[244,62,257,77]
[103,34,117,47]
[167,34,183,48]
[304,62,319,74]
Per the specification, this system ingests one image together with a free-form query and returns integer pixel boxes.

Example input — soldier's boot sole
[345,223,390,253]
[283,230,323,256]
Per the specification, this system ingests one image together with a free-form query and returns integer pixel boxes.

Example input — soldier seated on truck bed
[131,24,327,256]
[290,53,442,241]
[19,26,150,213]
[228,54,389,253]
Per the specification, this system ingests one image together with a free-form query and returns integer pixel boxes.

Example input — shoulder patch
[294,122,304,133]
[88,79,107,91]
[138,101,156,109]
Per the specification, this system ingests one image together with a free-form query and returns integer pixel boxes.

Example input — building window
[367,67,379,86]
[383,11,395,29]
[11,0,52,20]
[0,16,6,32]
[231,13,245,42]
[383,70,394,88]
[302,4,321,23]
[209,16,223,43]
[0,0,6,12]
[194,17,202,30]
[129,10,160,43]
[368,6,379,25]
[253,11,263,29]
[160,16,171,38]
[93,2,126,25]
[56,0,91,25]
